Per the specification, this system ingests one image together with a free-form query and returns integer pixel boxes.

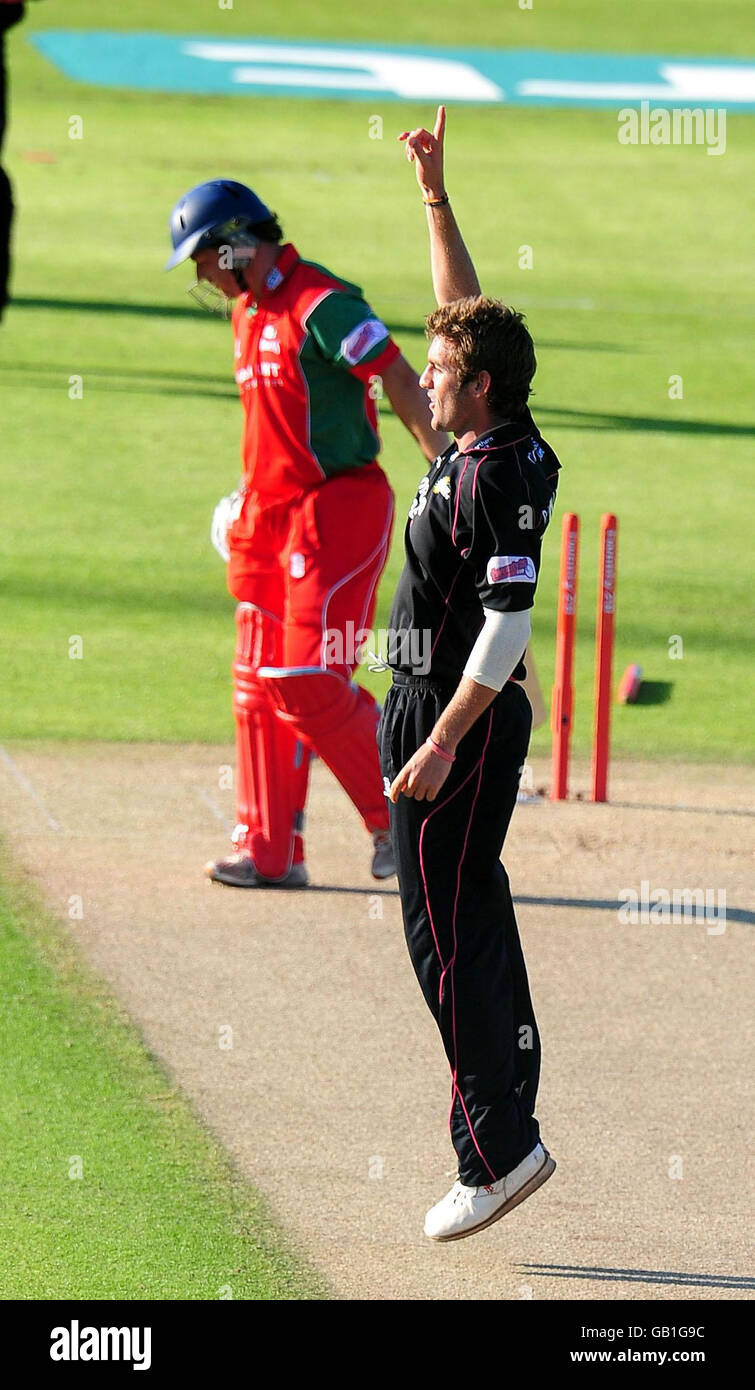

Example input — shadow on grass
[0,361,237,400]
[5,361,752,438]
[538,404,755,438]
[5,318,753,435]
[2,361,231,384]
[12,296,632,350]
[633,680,674,706]
[2,573,232,618]
[11,295,638,354]
[384,323,636,353]
[12,294,205,320]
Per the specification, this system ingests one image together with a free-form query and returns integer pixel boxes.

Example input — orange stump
[550,512,579,800]
[591,514,618,802]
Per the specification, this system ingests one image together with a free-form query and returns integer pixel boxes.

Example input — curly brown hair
[425,296,536,418]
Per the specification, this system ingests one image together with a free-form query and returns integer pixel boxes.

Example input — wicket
[550,512,579,800]
[550,512,619,802]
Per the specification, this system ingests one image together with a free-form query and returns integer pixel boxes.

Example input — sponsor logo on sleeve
[341,317,389,365]
[486,554,537,585]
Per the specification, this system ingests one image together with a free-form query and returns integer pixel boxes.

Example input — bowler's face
[420,335,470,434]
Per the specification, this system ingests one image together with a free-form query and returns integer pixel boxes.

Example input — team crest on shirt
[527,437,545,465]
[408,474,431,520]
[409,461,455,520]
[259,324,281,355]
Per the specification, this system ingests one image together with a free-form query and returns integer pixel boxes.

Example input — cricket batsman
[378,109,561,1240]
[166,179,446,887]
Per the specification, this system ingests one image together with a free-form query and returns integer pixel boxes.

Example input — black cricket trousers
[378,672,541,1187]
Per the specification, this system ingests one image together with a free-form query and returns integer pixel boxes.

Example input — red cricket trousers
[226,462,395,870]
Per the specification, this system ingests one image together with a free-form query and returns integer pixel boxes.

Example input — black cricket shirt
[387,409,561,685]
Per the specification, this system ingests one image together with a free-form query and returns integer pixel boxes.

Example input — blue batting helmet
[165,179,273,270]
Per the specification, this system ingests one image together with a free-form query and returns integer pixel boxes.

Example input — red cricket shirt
[231,243,400,508]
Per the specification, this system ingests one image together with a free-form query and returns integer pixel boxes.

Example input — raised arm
[398,105,481,306]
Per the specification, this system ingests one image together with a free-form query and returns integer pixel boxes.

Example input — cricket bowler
[165,179,446,887]
[378,108,561,1240]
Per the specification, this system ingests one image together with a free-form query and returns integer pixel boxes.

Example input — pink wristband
[426,736,456,764]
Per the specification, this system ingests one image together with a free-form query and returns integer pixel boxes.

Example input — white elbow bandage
[463,608,532,691]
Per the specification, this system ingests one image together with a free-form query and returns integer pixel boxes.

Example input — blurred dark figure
[0,2,25,318]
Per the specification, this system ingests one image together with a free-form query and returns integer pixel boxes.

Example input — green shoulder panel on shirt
[298,305,383,477]
[298,258,364,299]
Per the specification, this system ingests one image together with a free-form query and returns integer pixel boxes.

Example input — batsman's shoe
[424,1142,555,1243]
[370,828,396,880]
[204,853,309,889]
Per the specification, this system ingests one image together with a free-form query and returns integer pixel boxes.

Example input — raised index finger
[389,770,406,802]
[433,104,446,143]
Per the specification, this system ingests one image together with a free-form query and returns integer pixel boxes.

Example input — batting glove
[210,489,243,563]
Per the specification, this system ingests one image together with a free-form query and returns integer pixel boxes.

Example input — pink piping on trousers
[418,706,498,1182]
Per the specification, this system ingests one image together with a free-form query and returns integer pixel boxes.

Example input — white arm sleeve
[462,607,532,692]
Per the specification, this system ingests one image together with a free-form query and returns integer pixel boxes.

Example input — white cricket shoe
[424,1142,556,1242]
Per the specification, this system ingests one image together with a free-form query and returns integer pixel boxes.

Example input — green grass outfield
[0,852,325,1300]
[2,0,753,763]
